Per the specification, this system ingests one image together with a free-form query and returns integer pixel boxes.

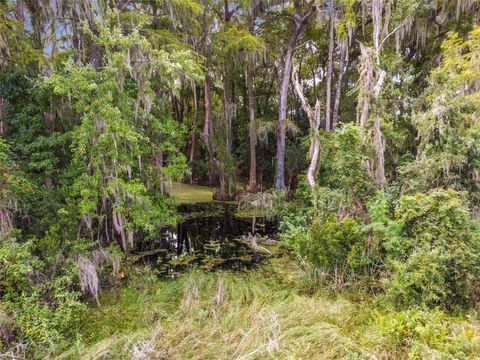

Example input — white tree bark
[292,69,322,190]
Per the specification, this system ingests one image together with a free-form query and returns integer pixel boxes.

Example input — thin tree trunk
[372,70,387,189]
[246,56,257,192]
[275,3,313,190]
[221,0,235,198]
[172,94,182,123]
[190,84,198,162]
[223,62,234,155]
[308,136,321,189]
[156,147,165,195]
[325,7,335,131]
[332,42,349,130]
[203,76,224,191]
[15,0,25,24]
[275,43,293,190]
[88,38,97,67]
[25,0,43,51]
[203,77,213,156]
[0,98,5,134]
[292,70,321,190]
[373,117,386,189]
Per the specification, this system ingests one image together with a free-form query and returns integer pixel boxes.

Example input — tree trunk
[15,0,25,24]
[156,147,165,195]
[220,0,236,198]
[373,117,386,189]
[0,98,5,134]
[88,38,97,67]
[246,56,257,192]
[190,83,198,163]
[223,62,234,155]
[332,42,349,130]
[203,76,226,195]
[292,69,321,190]
[172,94,183,123]
[372,70,387,189]
[222,60,235,198]
[275,3,312,190]
[203,77,213,156]
[24,0,43,51]
[307,135,321,189]
[325,7,335,131]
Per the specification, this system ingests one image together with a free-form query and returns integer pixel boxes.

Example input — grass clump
[57,257,480,359]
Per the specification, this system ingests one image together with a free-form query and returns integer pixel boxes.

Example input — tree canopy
[0,0,479,357]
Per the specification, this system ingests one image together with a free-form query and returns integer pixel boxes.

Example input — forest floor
[58,256,480,360]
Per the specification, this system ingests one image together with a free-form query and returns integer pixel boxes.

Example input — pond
[134,202,278,275]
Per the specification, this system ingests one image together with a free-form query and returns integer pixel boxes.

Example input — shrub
[294,215,370,289]
[0,237,86,355]
[374,307,480,358]
[0,237,42,296]
[386,190,480,309]
[10,288,85,354]
[278,212,308,254]
[317,124,375,213]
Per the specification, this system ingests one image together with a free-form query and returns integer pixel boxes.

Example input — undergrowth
[57,257,480,360]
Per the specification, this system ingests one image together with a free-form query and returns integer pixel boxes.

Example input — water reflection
[135,202,277,275]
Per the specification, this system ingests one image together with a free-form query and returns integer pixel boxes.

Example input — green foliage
[1,0,480,357]
[365,190,405,258]
[0,2,42,68]
[317,124,375,216]
[401,26,480,204]
[278,212,308,254]
[282,187,480,306]
[0,237,41,295]
[306,216,365,271]
[282,211,373,289]
[0,236,85,355]
[385,190,480,309]
[10,285,85,355]
[281,125,378,288]
[0,68,67,236]
[0,139,33,234]
[374,308,480,358]
[216,25,265,67]
[46,12,202,249]
[0,69,65,179]
[59,259,480,359]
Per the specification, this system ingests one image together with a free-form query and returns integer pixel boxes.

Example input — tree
[48,10,202,252]
[275,0,314,190]
[401,26,480,211]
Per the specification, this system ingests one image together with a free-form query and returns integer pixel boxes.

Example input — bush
[317,124,375,214]
[386,190,480,309]
[10,288,85,355]
[0,236,86,355]
[291,215,371,289]
[278,212,308,253]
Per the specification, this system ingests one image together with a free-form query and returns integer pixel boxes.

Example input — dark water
[134,202,277,275]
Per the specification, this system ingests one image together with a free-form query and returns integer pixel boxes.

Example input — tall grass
[58,257,480,359]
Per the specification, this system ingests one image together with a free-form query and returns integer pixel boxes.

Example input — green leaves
[219,25,265,66]
[385,190,480,309]
[402,26,480,199]
[45,9,203,251]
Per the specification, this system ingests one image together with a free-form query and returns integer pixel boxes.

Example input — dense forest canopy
[0,0,480,358]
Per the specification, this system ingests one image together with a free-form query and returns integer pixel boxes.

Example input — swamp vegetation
[1,0,480,359]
